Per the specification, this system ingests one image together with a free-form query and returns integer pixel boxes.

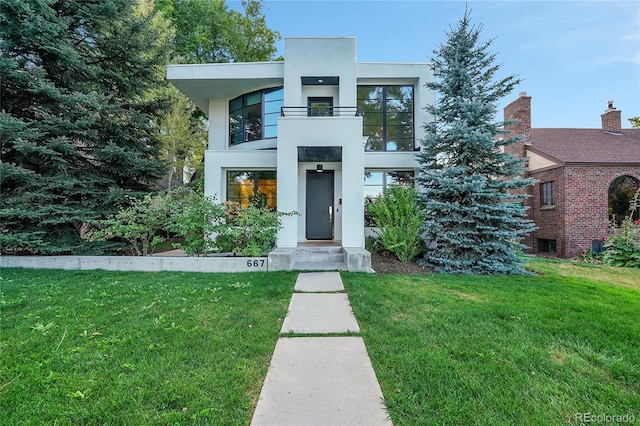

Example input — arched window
[608,175,639,225]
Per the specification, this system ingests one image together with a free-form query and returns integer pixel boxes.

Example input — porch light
[316,164,323,173]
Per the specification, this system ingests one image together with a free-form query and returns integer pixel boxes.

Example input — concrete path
[251,272,393,426]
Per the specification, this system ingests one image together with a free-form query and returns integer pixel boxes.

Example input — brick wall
[503,92,531,158]
[530,165,640,258]
[563,166,640,257]
[529,167,565,256]
[600,103,622,133]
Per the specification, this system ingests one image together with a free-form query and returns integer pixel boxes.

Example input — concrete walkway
[251,272,393,426]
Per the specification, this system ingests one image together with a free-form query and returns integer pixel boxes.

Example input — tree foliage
[153,0,280,190]
[0,0,171,254]
[416,10,536,274]
[155,0,279,64]
[156,87,207,190]
[629,117,640,128]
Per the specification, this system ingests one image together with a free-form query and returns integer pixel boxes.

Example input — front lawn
[343,257,640,425]
[0,269,296,425]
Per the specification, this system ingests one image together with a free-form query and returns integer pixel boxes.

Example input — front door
[306,170,334,240]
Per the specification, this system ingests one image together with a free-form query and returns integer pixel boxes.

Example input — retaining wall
[0,255,268,273]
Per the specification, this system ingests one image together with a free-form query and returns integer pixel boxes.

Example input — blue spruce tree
[417,10,536,274]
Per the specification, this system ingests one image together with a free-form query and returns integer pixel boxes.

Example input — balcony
[280,106,362,117]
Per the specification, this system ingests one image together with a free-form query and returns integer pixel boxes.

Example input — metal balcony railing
[280,106,362,117]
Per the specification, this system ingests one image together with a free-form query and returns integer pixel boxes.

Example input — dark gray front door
[306,170,334,240]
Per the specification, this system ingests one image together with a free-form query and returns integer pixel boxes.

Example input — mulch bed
[369,251,431,274]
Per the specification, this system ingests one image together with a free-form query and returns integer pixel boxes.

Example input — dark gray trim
[297,147,342,162]
[301,76,340,85]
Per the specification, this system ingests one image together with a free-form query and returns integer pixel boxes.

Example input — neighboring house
[504,93,640,258]
[167,37,433,270]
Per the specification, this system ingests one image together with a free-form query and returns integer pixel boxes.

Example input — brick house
[504,93,640,258]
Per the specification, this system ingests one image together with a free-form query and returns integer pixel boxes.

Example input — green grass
[0,268,296,425]
[343,257,640,426]
[3,259,638,425]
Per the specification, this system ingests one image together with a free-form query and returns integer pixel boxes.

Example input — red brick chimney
[503,91,531,157]
[601,100,622,133]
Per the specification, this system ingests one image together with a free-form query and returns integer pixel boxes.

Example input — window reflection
[229,88,283,145]
[227,171,277,209]
[364,170,414,226]
[357,85,414,151]
[608,175,640,225]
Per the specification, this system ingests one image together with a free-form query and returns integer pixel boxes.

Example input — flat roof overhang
[166,62,284,116]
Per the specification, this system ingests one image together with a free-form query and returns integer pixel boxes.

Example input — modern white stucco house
[167,37,433,271]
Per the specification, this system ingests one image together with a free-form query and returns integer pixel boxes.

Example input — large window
[364,170,414,226]
[608,175,639,225]
[229,87,283,145]
[540,181,556,206]
[357,85,414,151]
[226,171,277,209]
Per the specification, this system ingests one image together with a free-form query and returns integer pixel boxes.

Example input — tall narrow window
[229,87,283,145]
[357,85,414,151]
[540,181,556,206]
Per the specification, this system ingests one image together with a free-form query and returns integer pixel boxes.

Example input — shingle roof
[528,128,640,164]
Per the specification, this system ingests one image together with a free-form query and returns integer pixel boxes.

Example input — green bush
[366,184,425,262]
[603,187,640,268]
[94,190,295,257]
[92,193,172,256]
[167,191,225,256]
[216,201,295,257]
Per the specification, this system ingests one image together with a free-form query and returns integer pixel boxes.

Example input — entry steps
[292,245,347,271]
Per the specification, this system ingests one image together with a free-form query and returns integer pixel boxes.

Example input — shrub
[602,187,640,268]
[92,193,172,256]
[93,190,295,257]
[216,202,295,257]
[366,184,425,262]
[167,191,225,256]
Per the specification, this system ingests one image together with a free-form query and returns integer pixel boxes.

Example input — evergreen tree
[0,0,171,254]
[416,10,536,274]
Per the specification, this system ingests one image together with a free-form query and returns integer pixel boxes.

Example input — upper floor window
[541,181,556,206]
[357,85,414,151]
[308,97,333,117]
[229,87,283,145]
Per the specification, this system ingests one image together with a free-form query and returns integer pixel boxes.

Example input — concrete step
[295,252,345,263]
[292,245,346,271]
[296,245,344,254]
[291,261,347,271]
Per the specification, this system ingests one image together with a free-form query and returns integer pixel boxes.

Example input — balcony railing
[280,106,362,117]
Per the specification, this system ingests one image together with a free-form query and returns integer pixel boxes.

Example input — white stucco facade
[167,37,433,250]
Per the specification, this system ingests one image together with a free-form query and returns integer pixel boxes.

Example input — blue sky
[228,0,639,129]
